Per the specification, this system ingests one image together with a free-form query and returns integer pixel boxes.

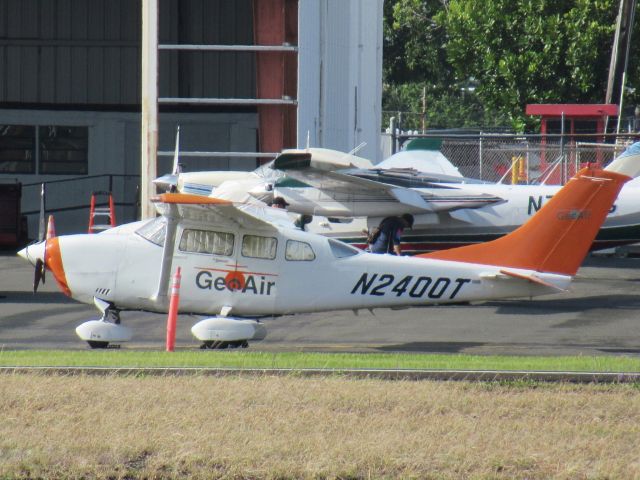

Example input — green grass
[1,349,640,372]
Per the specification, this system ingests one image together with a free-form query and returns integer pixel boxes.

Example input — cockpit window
[135,217,166,246]
[328,238,361,258]
[180,229,234,256]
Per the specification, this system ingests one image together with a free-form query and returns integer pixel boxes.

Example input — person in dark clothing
[270,196,289,209]
[294,214,313,231]
[368,214,414,255]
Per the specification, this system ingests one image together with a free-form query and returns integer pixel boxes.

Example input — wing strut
[151,204,179,305]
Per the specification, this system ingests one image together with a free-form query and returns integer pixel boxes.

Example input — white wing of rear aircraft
[272,149,504,216]
[376,149,464,177]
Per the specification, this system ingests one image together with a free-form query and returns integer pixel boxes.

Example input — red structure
[526,104,619,182]
[253,0,298,158]
[526,104,618,139]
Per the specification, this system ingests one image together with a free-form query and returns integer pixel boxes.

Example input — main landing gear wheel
[200,340,249,349]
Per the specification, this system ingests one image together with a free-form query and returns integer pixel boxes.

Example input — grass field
[2,349,640,372]
[1,373,640,479]
[2,350,640,478]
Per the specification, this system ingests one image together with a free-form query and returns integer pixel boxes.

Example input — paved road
[2,251,640,356]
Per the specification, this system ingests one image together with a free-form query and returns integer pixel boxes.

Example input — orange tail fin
[419,167,631,275]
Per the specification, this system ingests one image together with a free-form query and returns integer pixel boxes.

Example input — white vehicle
[17,144,640,348]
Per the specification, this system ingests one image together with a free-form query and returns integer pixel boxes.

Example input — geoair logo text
[195,266,277,295]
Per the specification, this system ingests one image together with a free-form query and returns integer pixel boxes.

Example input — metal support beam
[158,151,276,158]
[158,44,298,52]
[158,98,297,105]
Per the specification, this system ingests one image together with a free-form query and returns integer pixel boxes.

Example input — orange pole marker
[166,266,181,352]
[109,194,116,227]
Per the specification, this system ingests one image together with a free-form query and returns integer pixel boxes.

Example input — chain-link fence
[385,133,640,185]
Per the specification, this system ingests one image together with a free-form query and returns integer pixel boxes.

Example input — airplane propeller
[31,184,56,293]
[32,183,46,293]
[33,258,45,293]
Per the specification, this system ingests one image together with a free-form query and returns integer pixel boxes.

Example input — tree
[383,0,509,130]
[385,0,640,132]
[438,0,638,130]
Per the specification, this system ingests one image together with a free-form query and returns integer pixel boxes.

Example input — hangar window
[0,124,88,175]
[285,240,315,261]
[39,126,88,175]
[180,229,234,256]
[242,235,277,260]
[135,217,167,247]
[0,125,35,174]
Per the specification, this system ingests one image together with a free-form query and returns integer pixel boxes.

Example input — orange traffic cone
[46,215,56,240]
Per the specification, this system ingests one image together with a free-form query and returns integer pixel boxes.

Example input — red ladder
[88,191,116,233]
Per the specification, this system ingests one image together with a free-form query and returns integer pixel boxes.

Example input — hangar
[0,0,383,235]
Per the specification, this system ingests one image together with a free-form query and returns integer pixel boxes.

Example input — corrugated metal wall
[0,0,255,106]
[297,0,383,161]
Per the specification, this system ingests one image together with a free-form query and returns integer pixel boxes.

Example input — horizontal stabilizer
[497,269,566,291]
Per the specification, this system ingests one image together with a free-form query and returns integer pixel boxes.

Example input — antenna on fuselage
[172,124,182,175]
[348,142,366,156]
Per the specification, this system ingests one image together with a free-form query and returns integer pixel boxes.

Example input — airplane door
[233,231,280,314]
[174,224,244,315]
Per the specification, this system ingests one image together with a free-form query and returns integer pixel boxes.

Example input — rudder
[418,167,631,276]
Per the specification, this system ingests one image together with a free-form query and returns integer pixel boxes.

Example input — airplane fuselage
[48,218,567,317]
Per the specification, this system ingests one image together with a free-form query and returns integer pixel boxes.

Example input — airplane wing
[152,193,285,232]
[273,152,503,213]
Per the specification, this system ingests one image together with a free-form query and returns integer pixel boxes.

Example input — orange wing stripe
[152,193,233,205]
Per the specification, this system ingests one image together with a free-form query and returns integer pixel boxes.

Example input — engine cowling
[191,317,267,342]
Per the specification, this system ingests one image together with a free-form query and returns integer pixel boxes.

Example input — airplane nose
[17,241,45,267]
[45,237,71,297]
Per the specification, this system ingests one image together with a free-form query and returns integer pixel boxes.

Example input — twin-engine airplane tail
[419,144,640,276]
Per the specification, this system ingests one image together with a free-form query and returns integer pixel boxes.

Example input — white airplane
[271,145,640,253]
[16,143,640,349]
[156,141,640,254]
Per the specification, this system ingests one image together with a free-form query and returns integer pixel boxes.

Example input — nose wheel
[76,299,132,348]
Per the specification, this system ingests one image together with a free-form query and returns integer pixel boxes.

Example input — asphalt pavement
[2,251,640,356]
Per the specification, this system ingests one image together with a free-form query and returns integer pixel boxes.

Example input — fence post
[390,117,397,154]
[479,133,483,180]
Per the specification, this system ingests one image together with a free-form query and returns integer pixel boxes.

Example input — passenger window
[285,240,315,261]
[179,229,234,256]
[242,235,277,259]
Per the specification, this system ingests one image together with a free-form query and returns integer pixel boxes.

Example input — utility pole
[141,0,159,220]
[605,0,637,133]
